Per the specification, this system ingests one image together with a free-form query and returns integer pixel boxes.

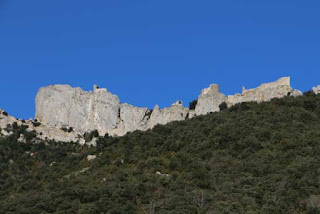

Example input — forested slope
[1,93,320,213]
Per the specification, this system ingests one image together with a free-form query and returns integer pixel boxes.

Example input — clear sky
[0,0,320,119]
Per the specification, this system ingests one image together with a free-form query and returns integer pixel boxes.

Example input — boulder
[289,89,303,97]
[87,155,97,161]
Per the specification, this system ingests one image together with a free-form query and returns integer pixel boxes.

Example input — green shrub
[84,130,99,142]
[189,99,198,110]
[303,90,315,96]
[219,102,228,111]
[32,120,41,127]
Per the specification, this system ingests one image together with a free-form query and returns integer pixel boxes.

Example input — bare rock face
[188,110,196,119]
[92,87,121,134]
[0,109,17,127]
[147,102,189,129]
[36,85,93,131]
[36,85,121,135]
[0,76,306,144]
[110,103,150,136]
[227,77,293,106]
[32,76,301,141]
[35,85,189,137]
[0,109,18,136]
[312,85,320,94]
[195,84,227,116]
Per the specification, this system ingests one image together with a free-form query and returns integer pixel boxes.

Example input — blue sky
[0,0,320,119]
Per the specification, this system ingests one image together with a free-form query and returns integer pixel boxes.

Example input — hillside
[1,92,320,213]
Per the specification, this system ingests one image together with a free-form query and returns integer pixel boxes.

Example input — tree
[219,102,228,111]
[189,100,198,110]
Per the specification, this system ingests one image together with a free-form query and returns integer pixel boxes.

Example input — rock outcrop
[147,102,189,129]
[227,77,293,106]
[36,85,121,135]
[33,77,301,140]
[110,104,150,136]
[289,89,303,97]
[35,84,191,137]
[0,108,81,143]
[195,84,227,115]
[0,109,18,136]
[312,85,320,94]
[0,76,306,144]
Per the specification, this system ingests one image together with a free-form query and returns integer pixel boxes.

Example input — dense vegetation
[1,93,320,213]
[189,100,198,110]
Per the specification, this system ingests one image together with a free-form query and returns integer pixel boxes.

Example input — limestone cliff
[34,77,301,139]
[35,85,121,135]
[35,84,190,137]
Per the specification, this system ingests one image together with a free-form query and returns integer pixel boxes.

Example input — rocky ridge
[0,77,313,144]
[313,85,320,94]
